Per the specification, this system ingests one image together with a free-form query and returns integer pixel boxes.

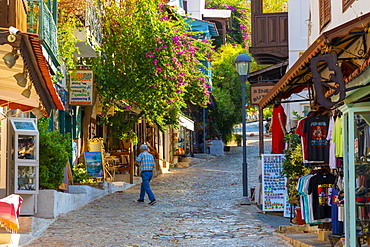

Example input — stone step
[280,233,332,247]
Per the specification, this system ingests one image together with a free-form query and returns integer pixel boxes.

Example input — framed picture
[84,152,104,177]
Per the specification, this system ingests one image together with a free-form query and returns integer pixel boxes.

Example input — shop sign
[250,82,275,105]
[69,70,93,105]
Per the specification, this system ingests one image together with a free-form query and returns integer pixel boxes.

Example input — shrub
[38,117,73,189]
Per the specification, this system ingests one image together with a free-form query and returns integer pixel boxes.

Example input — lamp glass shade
[236,62,251,76]
[14,73,27,87]
[21,88,31,98]
[3,52,16,69]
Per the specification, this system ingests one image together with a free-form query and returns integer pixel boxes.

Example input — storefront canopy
[0,29,64,116]
[258,12,370,109]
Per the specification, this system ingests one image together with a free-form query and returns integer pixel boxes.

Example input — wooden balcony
[250,0,288,65]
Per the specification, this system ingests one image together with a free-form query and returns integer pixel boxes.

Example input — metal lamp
[234,54,252,204]
[3,49,19,69]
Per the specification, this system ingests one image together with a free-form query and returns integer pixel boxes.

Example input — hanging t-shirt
[302,115,330,162]
[327,116,336,169]
[308,172,336,220]
[271,104,286,154]
[296,117,308,160]
[363,126,370,157]
[332,117,343,158]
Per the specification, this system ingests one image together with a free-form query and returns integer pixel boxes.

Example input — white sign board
[261,154,287,212]
[69,70,93,105]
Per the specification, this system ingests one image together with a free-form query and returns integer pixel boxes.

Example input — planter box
[35,182,133,219]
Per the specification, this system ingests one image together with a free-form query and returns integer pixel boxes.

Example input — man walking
[136,144,156,205]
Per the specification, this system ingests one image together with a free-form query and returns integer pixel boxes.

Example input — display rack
[261,154,287,212]
[8,118,39,215]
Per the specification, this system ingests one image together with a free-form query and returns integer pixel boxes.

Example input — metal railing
[28,0,59,63]
[85,0,103,46]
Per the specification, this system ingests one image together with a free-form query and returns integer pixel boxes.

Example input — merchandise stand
[7,118,39,215]
[340,102,370,247]
[261,154,287,212]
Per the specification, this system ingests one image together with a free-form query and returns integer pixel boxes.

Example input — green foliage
[100,110,140,148]
[292,110,304,121]
[205,0,251,48]
[38,117,73,189]
[281,133,311,205]
[57,10,82,74]
[233,134,242,146]
[209,43,265,143]
[263,0,288,13]
[94,0,214,129]
[72,164,95,184]
[263,107,273,118]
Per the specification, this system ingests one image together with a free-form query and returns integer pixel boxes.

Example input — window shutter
[342,0,355,12]
[319,0,331,31]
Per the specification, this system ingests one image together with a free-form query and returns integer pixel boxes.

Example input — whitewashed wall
[309,0,370,44]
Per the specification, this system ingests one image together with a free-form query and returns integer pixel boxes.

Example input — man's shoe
[137,199,144,203]
[148,200,156,205]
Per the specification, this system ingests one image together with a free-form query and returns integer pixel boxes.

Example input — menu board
[283,191,292,218]
[262,154,287,212]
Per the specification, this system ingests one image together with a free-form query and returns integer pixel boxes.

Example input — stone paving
[23,136,293,247]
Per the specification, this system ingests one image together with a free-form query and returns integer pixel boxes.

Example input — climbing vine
[93,0,214,128]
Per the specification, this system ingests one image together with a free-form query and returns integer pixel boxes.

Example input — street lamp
[234,54,252,205]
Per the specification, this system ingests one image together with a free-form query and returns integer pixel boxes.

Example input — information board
[261,154,287,212]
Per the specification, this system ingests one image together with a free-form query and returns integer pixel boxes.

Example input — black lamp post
[234,54,252,204]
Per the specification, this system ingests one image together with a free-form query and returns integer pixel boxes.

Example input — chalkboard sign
[261,154,287,212]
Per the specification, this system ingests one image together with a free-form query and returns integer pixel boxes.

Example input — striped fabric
[136,151,155,171]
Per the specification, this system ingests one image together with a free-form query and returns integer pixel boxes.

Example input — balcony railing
[85,0,102,46]
[28,0,59,69]
[250,12,288,65]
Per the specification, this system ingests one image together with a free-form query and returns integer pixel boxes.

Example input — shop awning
[0,29,64,116]
[258,12,370,109]
[179,115,194,131]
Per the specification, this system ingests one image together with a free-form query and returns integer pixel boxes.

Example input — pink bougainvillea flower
[156,67,162,71]
[151,85,158,89]
[126,105,131,110]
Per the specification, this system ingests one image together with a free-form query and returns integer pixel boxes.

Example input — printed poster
[84,152,104,177]
[262,154,287,212]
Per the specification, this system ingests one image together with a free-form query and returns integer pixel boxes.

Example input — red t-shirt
[295,117,308,160]
[271,104,286,154]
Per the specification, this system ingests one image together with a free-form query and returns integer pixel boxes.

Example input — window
[319,0,331,31]
[343,0,355,12]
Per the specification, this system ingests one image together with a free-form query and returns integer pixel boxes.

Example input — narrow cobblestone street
[24,136,292,247]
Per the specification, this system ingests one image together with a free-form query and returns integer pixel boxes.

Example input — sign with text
[69,70,93,105]
[261,154,287,212]
[250,82,275,105]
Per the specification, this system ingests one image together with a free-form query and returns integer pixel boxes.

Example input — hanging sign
[261,154,287,212]
[69,70,93,105]
[250,82,275,105]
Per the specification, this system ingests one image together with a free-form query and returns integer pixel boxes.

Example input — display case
[341,102,370,246]
[8,118,39,215]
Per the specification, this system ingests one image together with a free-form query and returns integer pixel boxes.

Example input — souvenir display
[262,154,287,211]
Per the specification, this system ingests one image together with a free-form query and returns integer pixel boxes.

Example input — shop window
[319,0,331,31]
[342,0,355,12]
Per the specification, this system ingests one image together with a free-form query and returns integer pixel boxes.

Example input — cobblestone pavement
[24,136,292,247]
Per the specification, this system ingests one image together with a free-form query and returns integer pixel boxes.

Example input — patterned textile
[136,151,155,171]
[0,194,23,232]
